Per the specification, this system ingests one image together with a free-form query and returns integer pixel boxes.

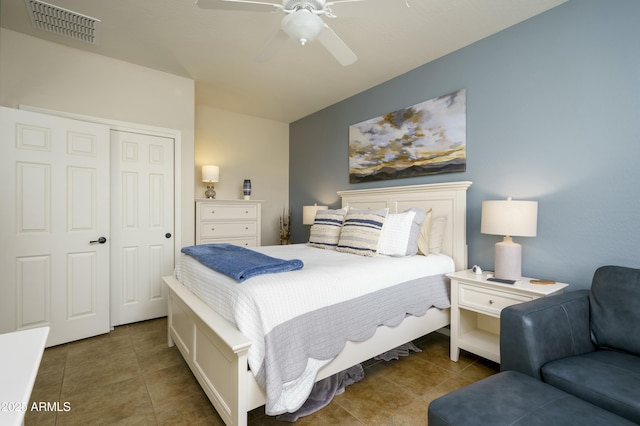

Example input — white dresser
[195,199,262,247]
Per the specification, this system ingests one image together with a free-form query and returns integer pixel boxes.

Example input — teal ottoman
[428,371,634,425]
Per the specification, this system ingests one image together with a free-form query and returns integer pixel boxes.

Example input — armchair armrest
[500,290,595,379]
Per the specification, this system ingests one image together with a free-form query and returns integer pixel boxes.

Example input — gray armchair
[500,265,640,424]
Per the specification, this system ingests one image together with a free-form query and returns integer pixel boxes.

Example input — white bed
[176,245,453,415]
[163,181,471,425]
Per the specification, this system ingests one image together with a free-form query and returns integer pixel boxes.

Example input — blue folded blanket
[181,243,304,282]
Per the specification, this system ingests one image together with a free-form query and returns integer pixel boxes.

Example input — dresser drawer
[199,204,257,220]
[200,221,257,238]
[458,284,532,317]
[199,237,257,247]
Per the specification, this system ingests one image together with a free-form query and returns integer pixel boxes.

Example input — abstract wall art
[348,89,466,183]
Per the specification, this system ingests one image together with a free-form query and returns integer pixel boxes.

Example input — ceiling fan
[195,0,363,66]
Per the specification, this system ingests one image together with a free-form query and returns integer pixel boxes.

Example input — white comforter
[175,244,454,414]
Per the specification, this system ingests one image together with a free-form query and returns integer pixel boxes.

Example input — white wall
[0,28,195,247]
[195,106,289,245]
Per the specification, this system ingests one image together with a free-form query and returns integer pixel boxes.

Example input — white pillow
[417,211,448,255]
[378,208,427,256]
[429,215,447,254]
[417,209,432,255]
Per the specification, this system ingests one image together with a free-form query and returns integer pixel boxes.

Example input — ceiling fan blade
[254,30,289,62]
[317,24,357,66]
[195,0,283,12]
[327,0,366,5]
[323,0,366,18]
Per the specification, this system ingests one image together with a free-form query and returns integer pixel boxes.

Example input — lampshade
[202,165,219,183]
[281,9,325,45]
[481,198,538,237]
[303,204,328,225]
[481,197,538,281]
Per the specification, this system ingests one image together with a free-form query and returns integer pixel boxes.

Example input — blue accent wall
[289,0,640,289]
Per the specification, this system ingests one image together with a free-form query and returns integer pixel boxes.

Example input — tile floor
[24,317,498,425]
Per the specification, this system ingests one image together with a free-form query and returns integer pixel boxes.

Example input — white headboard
[338,181,472,271]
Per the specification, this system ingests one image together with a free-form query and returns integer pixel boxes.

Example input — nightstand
[447,269,568,363]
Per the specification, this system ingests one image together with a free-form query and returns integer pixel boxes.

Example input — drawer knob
[211,227,215,231]
[245,227,249,230]
[211,210,215,214]
[489,299,494,305]
[245,210,249,214]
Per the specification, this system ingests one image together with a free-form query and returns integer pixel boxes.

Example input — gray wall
[289,0,640,290]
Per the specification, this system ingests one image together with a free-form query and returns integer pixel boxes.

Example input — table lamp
[481,197,538,281]
[202,165,219,199]
[302,204,328,225]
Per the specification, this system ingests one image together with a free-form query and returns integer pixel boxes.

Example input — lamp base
[494,236,522,281]
[205,185,216,199]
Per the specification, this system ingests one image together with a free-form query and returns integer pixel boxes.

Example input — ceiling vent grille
[25,0,100,44]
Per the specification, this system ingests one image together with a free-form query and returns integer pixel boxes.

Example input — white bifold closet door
[0,108,176,346]
[0,106,111,347]
[109,130,174,326]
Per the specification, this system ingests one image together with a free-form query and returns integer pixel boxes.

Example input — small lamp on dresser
[481,197,538,281]
[202,165,219,199]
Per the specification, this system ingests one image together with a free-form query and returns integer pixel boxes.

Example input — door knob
[165,233,172,239]
[90,237,107,244]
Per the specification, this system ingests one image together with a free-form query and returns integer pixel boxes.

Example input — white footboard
[165,275,262,426]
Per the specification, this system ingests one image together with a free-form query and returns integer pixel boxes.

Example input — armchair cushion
[542,349,640,424]
[590,265,640,355]
[500,290,595,379]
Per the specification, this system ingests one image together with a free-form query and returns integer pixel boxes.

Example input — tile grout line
[126,322,162,425]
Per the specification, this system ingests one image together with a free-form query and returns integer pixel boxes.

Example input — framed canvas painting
[349,89,466,183]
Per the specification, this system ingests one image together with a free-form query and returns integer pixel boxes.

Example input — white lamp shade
[202,165,219,183]
[481,198,538,237]
[303,204,328,225]
[281,9,325,45]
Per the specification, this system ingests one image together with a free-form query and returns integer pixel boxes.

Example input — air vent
[25,0,100,44]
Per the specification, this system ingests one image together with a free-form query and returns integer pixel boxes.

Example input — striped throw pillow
[308,208,347,250]
[336,208,388,256]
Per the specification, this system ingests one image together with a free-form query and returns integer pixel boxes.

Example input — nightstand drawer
[199,205,257,220]
[459,284,532,317]
[200,222,257,238]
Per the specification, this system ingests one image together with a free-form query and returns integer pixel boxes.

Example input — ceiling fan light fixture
[281,9,325,45]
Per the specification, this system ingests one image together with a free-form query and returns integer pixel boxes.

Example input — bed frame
[163,181,471,425]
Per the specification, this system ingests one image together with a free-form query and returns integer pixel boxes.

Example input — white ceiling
[0,0,566,123]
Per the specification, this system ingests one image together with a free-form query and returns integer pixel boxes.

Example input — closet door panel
[0,106,110,347]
